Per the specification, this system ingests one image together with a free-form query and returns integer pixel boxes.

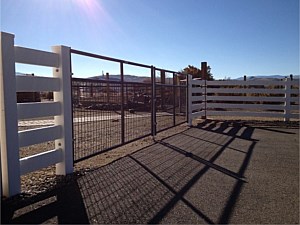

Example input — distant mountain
[90,74,150,83]
[16,72,34,76]
[90,74,174,84]
[235,75,299,80]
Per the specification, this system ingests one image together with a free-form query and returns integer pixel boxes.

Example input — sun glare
[69,0,123,35]
[74,0,108,23]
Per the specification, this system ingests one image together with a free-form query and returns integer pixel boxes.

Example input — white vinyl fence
[188,76,299,125]
[0,32,73,197]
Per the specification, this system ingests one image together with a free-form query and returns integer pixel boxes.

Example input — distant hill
[235,75,299,80]
[15,72,152,83]
[90,75,150,83]
[16,72,35,76]
[16,72,299,82]
[90,74,174,84]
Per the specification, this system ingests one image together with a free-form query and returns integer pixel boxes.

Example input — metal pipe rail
[70,48,187,77]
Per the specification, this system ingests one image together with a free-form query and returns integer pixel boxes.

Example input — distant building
[16,73,41,103]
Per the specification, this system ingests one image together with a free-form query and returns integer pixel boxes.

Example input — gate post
[120,62,125,144]
[187,75,193,126]
[201,62,207,119]
[52,45,73,175]
[0,32,21,197]
[161,70,165,110]
[172,72,176,126]
[151,66,157,136]
[284,78,291,122]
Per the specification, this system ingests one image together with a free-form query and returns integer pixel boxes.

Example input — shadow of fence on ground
[2,174,89,224]
[3,120,259,224]
[148,120,256,224]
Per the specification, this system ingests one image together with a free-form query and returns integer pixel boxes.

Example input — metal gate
[70,49,188,163]
[153,69,188,134]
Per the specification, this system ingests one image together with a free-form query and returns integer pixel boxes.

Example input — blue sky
[1,0,299,79]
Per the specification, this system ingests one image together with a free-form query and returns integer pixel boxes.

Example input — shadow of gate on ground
[3,120,262,224]
[132,120,256,224]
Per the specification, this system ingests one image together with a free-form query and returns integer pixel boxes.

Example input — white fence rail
[0,32,73,197]
[188,76,299,125]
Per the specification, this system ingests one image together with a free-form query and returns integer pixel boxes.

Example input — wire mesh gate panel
[72,78,153,162]
[175,83,188,124]
[72,78,187,162]
[72,78,121,161]
[124,82,152,142]
[154,73,188,133]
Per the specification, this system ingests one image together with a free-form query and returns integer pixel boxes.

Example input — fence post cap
[0,32,15,38]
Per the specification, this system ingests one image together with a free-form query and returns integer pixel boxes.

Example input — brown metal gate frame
[70,49,188,163]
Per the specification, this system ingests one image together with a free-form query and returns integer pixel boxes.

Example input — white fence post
[188,75,193,126]
[52,46,73,175]
[0,32,21,197]
[284,78,291,122]
[204,78,207,119]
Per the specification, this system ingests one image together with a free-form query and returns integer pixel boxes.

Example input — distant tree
[207,66,214,80]
[179,65,214,80]
[180,65,201,79]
